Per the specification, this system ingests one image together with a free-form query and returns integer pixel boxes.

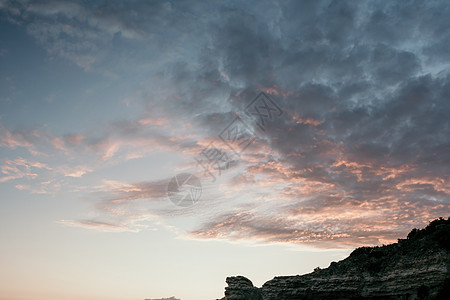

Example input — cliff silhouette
[219,217,450,300]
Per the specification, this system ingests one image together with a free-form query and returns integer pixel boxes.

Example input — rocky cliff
[219,217,450,300]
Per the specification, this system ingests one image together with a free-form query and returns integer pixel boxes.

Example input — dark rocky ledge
[218,217,450,300]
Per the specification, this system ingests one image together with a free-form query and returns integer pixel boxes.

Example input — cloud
[0,126,41,155]
[60,165,93,178]
[57,178,179,233]
[1,0,449,248]
[15,179,60,194]
[189,194,449,248]
[175,0,449,247]
[0,126,86,156]
[98,178,170,201]
[0,157,51,182]
[145,297,180,300]
[58,219,140,233]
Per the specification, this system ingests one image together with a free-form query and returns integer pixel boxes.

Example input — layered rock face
[223,276,262,300]
[219,218,450,300]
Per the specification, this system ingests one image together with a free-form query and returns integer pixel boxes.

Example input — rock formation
[218,217,450,300]
[223,276,262,300]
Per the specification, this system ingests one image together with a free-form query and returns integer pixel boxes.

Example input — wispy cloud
[145,297,180,300]
[15,179,61,194]
[60,165,93,178]
[0,126,42,155]
[58,219,140,233]
[0,157,51,182]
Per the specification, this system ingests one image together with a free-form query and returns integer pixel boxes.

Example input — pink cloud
[15,180,60,194]
[58,219,140,232]
[51,137,66,151]
[189,197,450,249]
[0,126,40,155]
[138,117,167,126]
[60,165,93,178]
[396,177,450,194]
[291,115,324,126]
[0,157,51,183]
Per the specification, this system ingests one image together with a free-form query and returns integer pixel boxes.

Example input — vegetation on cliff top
[349,217,450,258]
[315,217,450,276]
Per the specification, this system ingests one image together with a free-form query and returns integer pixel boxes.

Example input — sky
[0,0,449,299]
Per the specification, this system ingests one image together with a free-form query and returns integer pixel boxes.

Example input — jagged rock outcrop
[219,217,450,300]
[223,276,262,300]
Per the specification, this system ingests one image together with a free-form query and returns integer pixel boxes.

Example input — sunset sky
[0,1,449,300]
